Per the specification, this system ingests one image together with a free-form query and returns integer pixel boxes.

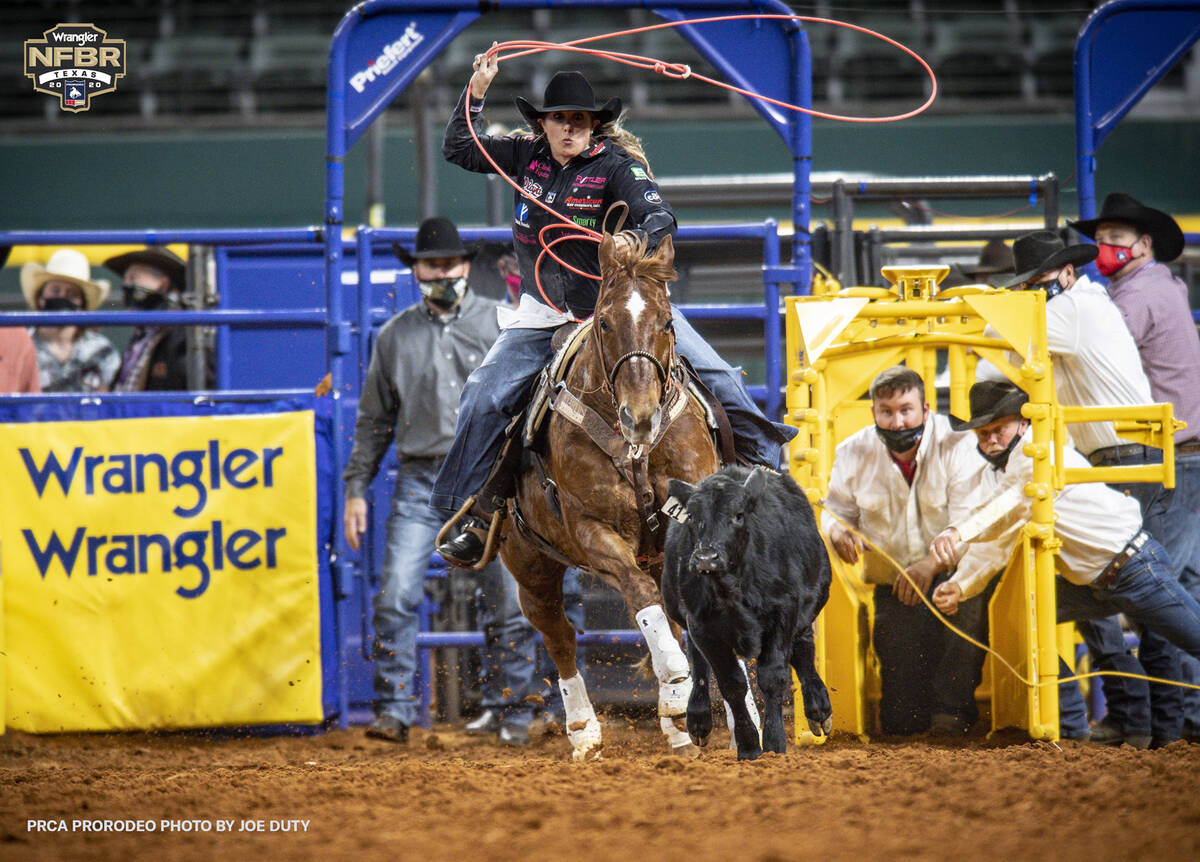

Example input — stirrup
[435,495,504,571]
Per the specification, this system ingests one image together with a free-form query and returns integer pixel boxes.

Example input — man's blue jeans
[430,309,797,515]
[475,566,585,728]
[1099,447,1200,737]
[1055,537,1200,664]
[372,459,445,727]
[1076,617,1152,736]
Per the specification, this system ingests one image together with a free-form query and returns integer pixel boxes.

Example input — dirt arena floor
[2,714,1197,862]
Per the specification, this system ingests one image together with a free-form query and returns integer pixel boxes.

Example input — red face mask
[1095,242,1134,277]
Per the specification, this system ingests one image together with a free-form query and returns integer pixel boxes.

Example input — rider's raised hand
[471,44,500,99]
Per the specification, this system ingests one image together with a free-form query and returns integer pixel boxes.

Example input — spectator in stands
[434,59,794,566]
[20,248,119,393]
[1070,194,1200,742]
[990,229,1175,749]
[1,246,39,394]
[343,217,547,745]
[932,382,1200,687]
[106,246,213,391]
[823,366,999,736]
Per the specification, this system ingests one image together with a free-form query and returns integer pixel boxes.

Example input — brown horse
[500,231,720,761]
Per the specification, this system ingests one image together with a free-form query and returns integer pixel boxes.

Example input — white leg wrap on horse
[558,673,602,761]
[724,659,761,749]
[635,605,690,683]
[660,716,693,749]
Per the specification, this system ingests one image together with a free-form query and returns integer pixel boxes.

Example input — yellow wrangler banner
[0,411,322,732]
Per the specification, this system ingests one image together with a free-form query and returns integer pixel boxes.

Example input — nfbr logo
[24,23,126,113]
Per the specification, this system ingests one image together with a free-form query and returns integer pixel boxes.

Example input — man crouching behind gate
[822,366,1000,736]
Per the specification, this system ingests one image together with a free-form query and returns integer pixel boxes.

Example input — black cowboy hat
[949,380,1030,432]
[1068,192,1184,263]
[392,217,477,267]
[990,230,1098,289]
[515,71,622,128]
[103,246,187,291]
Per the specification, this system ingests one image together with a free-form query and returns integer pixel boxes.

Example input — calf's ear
[666,478,695,506]
[743,467,769,499]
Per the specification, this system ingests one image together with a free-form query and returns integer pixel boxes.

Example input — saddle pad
[524,320,594,444]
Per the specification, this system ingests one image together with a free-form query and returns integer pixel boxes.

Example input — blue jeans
[1077,617,1152,735]
[372,459,446,727]
[1099,447,1200,736]
[430,308,797,514]
[1059,656,1092,739]
[1055,538,1200,665]
[475,566,585,728]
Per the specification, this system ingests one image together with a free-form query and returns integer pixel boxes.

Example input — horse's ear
[653,234,675,267]
[598,233,618,273]
[667,477,695,506]
[743,467,769,499]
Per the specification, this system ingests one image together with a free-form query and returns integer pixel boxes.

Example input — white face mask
[419,276,467,308]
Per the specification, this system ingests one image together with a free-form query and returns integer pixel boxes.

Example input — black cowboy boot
[437,513,491,567]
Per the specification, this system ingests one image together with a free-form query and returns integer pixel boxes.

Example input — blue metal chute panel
[218,244,343,390]
[339,7,480,150]
[1084,3,1200,146]
[653,6,800,146]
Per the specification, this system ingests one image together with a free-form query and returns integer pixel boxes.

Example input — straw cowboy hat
[392,217,477,267]
[1068,192,1185,263]
[20,249,111,310]
[949,380,1030,431]
[103,246,187,291]
[990,231,1098,290]
[516,71,622,128]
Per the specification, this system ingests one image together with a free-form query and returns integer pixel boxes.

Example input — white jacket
[822,413,997,581]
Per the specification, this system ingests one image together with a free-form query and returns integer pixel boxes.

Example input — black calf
[662,466,832,760]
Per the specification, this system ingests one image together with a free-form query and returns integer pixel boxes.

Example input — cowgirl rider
[434,55,794,566]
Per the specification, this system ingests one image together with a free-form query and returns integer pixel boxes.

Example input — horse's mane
[607,231,677,287]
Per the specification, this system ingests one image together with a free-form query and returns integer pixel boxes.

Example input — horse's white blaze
[625,288,647,325]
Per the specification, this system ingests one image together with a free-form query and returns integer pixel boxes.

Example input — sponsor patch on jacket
[574,175,607,188]
[515,201,530,228]
[572,216,597,228]
[565,196,602,208]
[527,159,551,178]
[630,166,649,181]
[587,142,606,157]
[522,178,543,197]
[644,189,662,204]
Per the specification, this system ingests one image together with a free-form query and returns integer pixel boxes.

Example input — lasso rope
[821,505,1200,692]
[463,14,940,318]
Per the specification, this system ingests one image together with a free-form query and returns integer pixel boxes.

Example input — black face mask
[123,285,170,311]
[41,297,84,312]
[978,428,1024,471]
[875,424,924,454]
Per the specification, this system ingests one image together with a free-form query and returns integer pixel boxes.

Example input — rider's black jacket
[443,87,677,319]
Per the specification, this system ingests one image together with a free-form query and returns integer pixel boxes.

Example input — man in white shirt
[824,366,998,735]
[991,230,1170,747]
[931,383,1200,673]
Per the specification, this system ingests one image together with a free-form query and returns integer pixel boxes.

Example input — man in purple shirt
[1071,193,1200,743]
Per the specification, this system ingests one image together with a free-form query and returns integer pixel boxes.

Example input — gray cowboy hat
[1067,192,1185,263]
[949,380,1030,431]
[103,246,187,291]
[516,71,622,128]
[392,217,477,267]
[990,230,1097,289]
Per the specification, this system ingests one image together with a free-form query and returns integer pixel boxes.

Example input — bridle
[592,274,679,411]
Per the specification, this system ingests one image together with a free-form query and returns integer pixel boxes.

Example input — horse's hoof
[671,741,701,759]
[689,733,710,748]
[808,716,833,736]
[736,747,763,762]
